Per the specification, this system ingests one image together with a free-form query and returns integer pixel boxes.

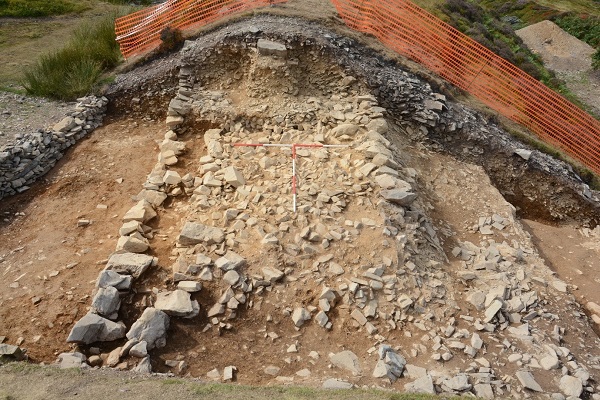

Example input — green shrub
[593,49,600,70]
[105,0,153,5]
[158,26,184,53]
[21,13,123,100]
[554,14,600,48]
[0,0,86,18]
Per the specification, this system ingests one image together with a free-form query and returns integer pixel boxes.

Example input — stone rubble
[53,31,600,399]
[0,96,108,199]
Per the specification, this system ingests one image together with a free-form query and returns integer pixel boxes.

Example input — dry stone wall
[0,96,108,199]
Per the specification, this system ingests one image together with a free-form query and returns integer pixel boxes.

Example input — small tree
[158,26,183,53]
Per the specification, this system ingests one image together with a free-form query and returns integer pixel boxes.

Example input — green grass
[554,13,600,46]
[190,383,451,400]
[0,0,88,18]
[21,11,124,100]
[162,378,185,385]
[553,13,600,69]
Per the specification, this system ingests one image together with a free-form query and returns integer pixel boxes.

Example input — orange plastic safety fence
[331,0,600,175]
[115,0,286,58]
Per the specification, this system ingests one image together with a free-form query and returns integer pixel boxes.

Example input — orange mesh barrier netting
[330,0,600,175]
[115,0,286,58]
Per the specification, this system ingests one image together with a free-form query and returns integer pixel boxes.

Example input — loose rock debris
[0,17,599,400]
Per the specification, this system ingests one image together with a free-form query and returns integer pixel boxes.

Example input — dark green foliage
[0,0,87,18]
[593,48,600,70]
[554,14,600,47]
[158,26,184,53]
[104,0,153,5]
[21,14,122,100]
[554,13,600,70]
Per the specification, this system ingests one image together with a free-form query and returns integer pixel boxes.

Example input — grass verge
[20,11,125,100]
[0,0,87,18]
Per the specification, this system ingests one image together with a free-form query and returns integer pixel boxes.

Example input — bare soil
[516,20,600,117]
[0,116,165,362]
[1,2,600,399]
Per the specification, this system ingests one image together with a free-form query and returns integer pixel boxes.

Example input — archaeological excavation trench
[2,14,600,399]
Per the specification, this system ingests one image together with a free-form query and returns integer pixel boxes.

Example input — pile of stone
[54,33,600,398]
[0,96,108,199]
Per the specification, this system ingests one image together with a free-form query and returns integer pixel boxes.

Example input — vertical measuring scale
[233,142,350,213]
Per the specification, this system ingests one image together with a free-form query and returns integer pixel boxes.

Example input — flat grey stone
[330,350,362,376]
[322,378,353,389]
[559,375,582,397]
[133,356,152,373]
[540,355,560,370]
[105,252,154,279]
[484,299,503,322]
[262,266,285,282]
[53,117,76,132]
[375,345,406,381]
[516,370,544,392]
[91,286,121,318]
[178,222,224,246]
[474,383,494,399]
[222,270,240,286]
[96,270,132,290]
[330,124,361,138]
[442,374,472,392]
[405,374,436,394]
[177,281,202,292]
[380,189,417,206]
[155,290,199,318]
[315,311,329,328]
[292,307,311,327]
[67,313,126,344]
[215,251,246,271]
[116,236,149,253]
[515,148,532,160]
[126,308,170,350]
[257,39,287,58]
[135,189,167,207]
[57,352,87,369]
[223,166,245,188]
[264,365,281,376]
[129,341,148,358]
[0,344,24,360]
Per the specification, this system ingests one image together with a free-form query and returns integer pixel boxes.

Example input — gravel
[0,91,75,150]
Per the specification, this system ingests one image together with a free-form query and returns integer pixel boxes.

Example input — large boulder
[0,344,25,361]
[67,313,126,344]
[126,308,170,350]
[91,286,121,318]
[105,252,154,278]
[178,222,224,246]
[372,345,406,382]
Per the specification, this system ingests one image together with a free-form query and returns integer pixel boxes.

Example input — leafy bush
[158,26,184,53]
[105,0,153,5]
[554,14,600,48]
[554,14,600,70]
[0,0,86,18]
[21,14,123,100]
[443,0,562,84]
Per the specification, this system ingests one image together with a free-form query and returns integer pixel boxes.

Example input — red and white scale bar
[233,143,349,212]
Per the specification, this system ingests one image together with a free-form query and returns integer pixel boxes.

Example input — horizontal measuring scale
[232,143,350,213]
